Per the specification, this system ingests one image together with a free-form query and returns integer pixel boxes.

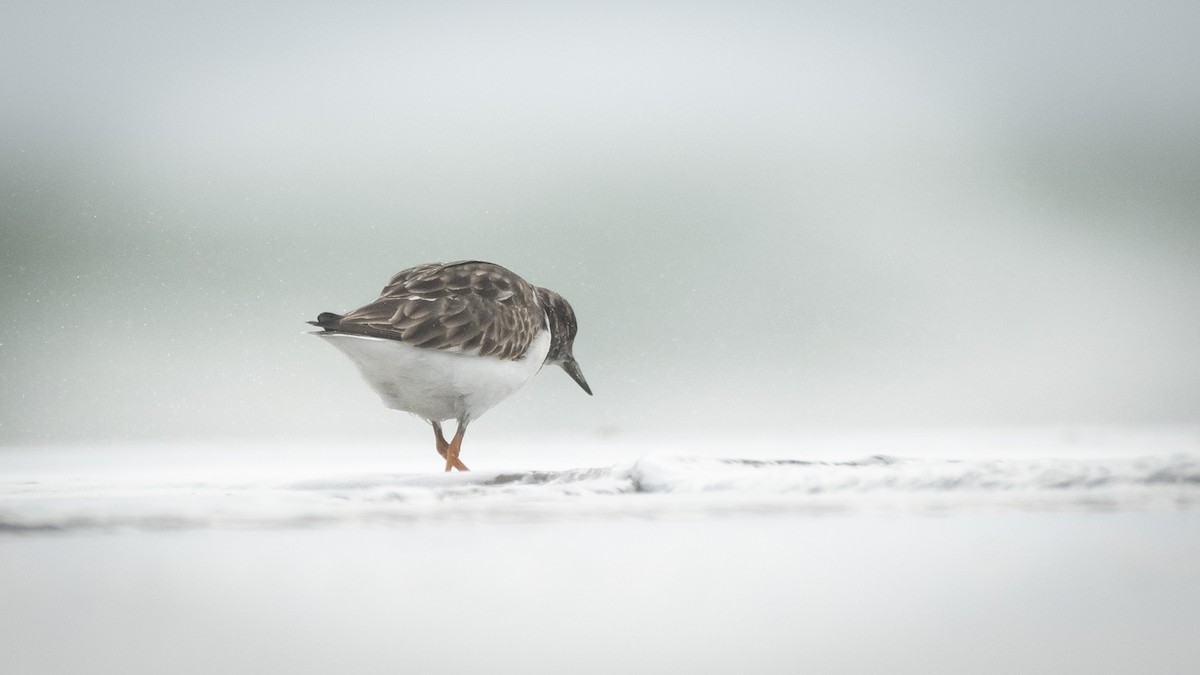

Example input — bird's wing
[329,261,545,360]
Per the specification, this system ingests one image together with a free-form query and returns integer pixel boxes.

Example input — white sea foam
[2,442,1197,532]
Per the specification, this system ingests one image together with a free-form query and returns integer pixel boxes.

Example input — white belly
[317,330,550,423]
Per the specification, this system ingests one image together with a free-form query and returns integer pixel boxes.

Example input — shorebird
[309,260,591,471]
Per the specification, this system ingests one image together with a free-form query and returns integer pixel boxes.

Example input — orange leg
[432,422,469,472]
[443,423,468,472]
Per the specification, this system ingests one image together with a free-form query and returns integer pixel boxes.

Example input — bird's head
[535,287,592,396]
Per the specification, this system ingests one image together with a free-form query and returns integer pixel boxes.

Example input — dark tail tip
[309,312,344,330]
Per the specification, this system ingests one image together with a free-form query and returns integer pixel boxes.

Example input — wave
[3,453,1199,532]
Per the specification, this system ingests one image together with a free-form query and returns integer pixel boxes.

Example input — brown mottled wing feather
[329,261,544,360]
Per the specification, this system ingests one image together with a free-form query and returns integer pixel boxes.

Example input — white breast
[317,328,551,423]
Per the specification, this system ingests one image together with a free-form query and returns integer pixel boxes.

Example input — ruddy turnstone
[309,260,591,472]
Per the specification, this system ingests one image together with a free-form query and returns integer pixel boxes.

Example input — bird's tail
[307,312,344,330]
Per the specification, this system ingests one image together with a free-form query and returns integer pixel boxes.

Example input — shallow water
[3,512,1199,674]
[2,430,1199,674]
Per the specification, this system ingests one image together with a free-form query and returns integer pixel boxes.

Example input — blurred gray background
[2,0,1198,446]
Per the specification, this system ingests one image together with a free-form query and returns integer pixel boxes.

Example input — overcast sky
[2,0,1198,445]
